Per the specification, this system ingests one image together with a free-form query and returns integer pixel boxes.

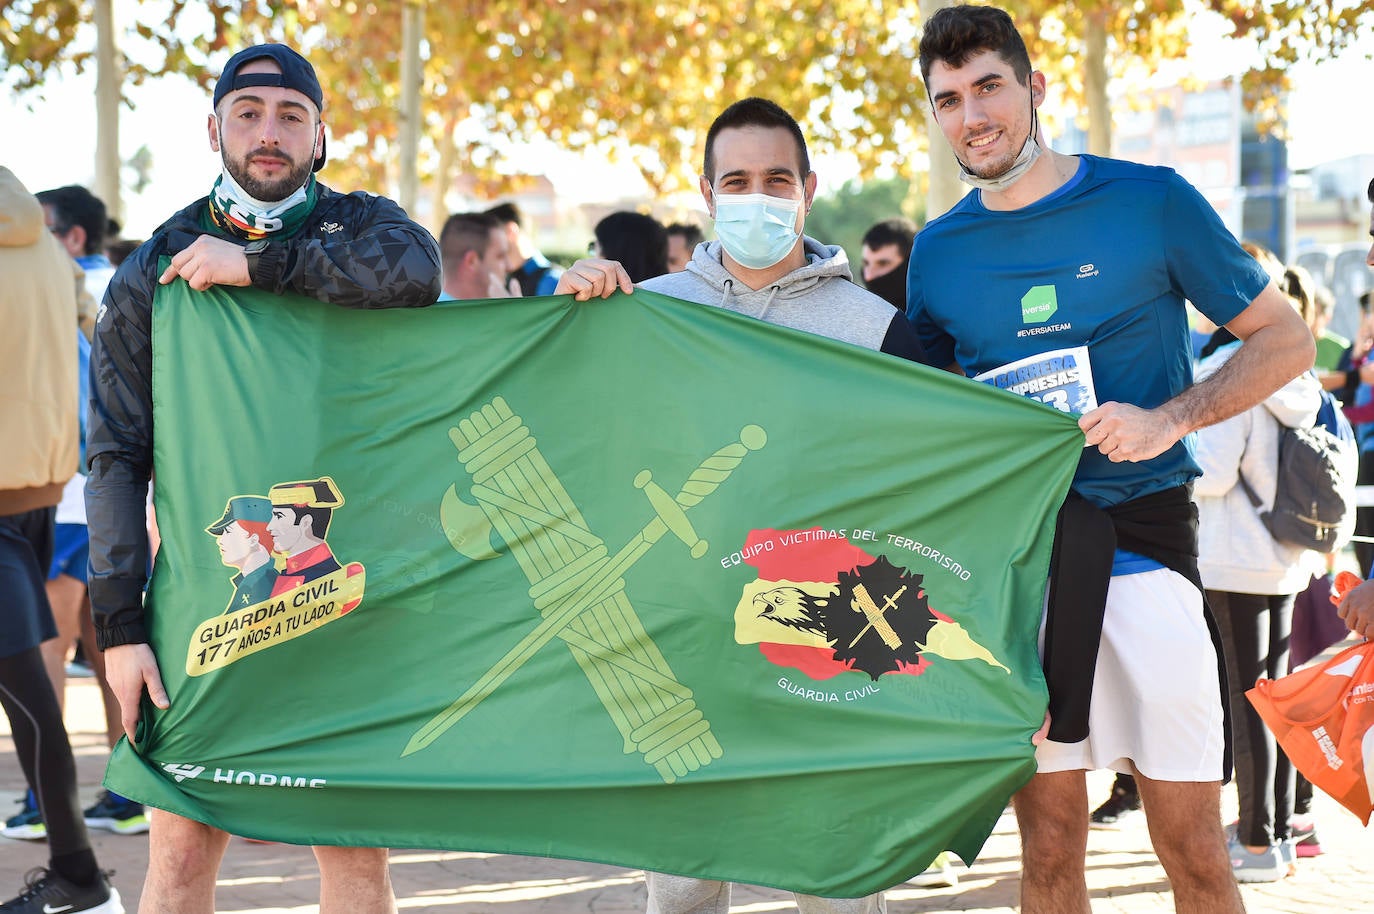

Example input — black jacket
[87,184,442,649]
[1044,485,1231,778]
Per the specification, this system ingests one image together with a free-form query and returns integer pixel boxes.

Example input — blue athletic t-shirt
[907,154,1270,509]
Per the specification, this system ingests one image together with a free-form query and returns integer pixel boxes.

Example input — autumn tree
[9,1,1372,226]
[183,0,933,227]
[1211,0,1374,134]
[1,0,221,219]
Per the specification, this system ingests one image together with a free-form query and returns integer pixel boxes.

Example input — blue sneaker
[82,791,149,835]
[1,792,45,841]
[1231,843,1286,883]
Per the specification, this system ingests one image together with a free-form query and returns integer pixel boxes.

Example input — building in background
[1115,80,1246,240]
[1091,79,1370,340]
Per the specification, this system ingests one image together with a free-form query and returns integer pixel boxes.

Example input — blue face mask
[711,192,802,270]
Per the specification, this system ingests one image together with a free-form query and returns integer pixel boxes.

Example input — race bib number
[973,346,1098,416]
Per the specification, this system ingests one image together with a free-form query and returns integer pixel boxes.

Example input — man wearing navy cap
[87,42,439,914]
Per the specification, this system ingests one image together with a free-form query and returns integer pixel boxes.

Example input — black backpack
[512,264,552,297]
[1239,387,1358,553]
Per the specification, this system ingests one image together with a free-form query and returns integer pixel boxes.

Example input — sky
[3,9,1372,239]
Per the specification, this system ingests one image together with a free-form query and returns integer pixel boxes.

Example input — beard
[223,146,313,203]
[964,147,1020,179]
[960,125,1029,179]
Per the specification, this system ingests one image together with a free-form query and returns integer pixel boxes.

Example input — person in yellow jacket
[0,165,123,913]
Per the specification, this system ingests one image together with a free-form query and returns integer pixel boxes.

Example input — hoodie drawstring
[718,277,782,320]
[757,283,782,319]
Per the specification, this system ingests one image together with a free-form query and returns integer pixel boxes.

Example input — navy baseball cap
[213,44,327,171]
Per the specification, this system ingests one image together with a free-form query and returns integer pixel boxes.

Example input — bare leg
[1012,769,1091,914]
[139,810,231,914]
[39,574,86,714]
[1134,774,1245,914]
[314,845,396,914]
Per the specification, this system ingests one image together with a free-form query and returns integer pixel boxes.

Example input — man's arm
[159,192,443,309]
[905,252,962,375]
[1079,281,1315,463]
[87,248,170,739]
[878,314,930,365]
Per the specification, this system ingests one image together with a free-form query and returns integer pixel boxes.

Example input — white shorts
[1035,567,1225,782]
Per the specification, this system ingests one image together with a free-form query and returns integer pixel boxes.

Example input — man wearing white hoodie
[557,97,927,914]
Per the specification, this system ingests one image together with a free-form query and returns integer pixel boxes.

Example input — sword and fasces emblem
[850,583,906,650]
[405,396,766,783]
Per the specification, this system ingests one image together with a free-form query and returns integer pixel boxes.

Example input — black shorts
[0,507,57,658]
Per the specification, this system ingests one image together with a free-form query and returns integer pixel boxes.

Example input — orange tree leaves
[8,1,1371,197]
[232,0,933,195]
[0,0,236,93]
[1205,0,1374,135]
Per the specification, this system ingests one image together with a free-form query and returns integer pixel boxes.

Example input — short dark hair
[37,185,114,255]
[918,4,1033,87]
[595,211,669,282]
[665,222,705,247]
[862,218,918,252]
[703,98,810,183]
[440,212,500,270]
[283,505,332,539]
[483,202,523,229]
[1367,177,1374,204]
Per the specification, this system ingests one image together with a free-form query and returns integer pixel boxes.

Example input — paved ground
[4,669,1372,913]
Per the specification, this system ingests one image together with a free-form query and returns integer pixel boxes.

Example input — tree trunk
[1084,12,1111,157]
[94,0,121,224]
[398,0,424,214]
[433,115,457,237]
[919,0,965,220]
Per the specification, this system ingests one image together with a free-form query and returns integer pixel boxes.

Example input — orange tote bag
[1246,639,1374,825]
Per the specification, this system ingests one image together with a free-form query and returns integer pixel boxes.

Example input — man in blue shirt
[909,6,1314,913]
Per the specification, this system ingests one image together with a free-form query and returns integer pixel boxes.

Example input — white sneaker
[909,852,959,888]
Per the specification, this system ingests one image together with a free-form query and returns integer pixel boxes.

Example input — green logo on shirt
[1021,285,1058,324]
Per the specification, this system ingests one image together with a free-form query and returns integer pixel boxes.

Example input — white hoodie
[1194,342,1325,595]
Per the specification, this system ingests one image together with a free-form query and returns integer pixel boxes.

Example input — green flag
[106,279,1082,897]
